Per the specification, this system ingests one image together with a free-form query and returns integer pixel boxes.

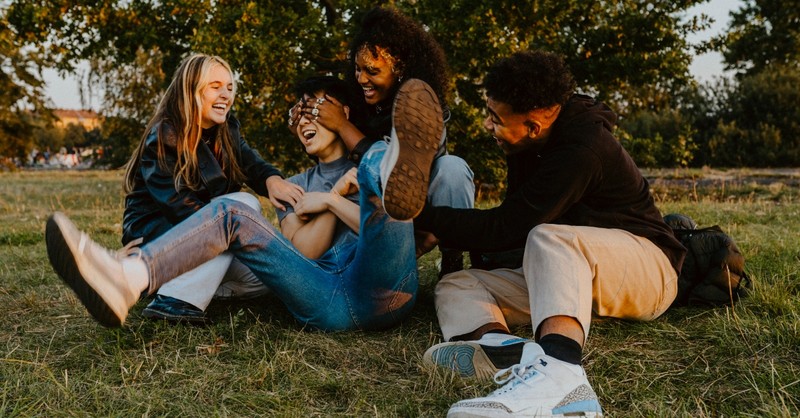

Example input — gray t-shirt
[276,156,359,248]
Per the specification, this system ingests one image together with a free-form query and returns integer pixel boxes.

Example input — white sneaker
[46,212,139,327]
[380,78,443,220]
[447,342,603,417]
[424,334,530,380]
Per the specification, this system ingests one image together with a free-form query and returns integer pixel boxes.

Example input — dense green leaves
[2,0,798,179]
[0,11,51,161]
[719,0,800,75]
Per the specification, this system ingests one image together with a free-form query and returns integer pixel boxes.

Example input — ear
[524,118,542,139]
[343,105,351,120]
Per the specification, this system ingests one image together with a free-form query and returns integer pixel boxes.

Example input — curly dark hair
[483,51,576,113]
[346,6,449,104]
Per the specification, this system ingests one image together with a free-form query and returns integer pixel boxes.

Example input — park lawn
[1,170,798,417]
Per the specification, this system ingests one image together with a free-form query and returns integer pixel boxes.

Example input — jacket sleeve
[139,127,206,224]
[229,117,283,197]
[414,144,602,251]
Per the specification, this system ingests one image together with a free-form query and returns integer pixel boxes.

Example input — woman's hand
[301,95,350,134]
[332,167,359,196]
[294,192,332,218]
[265,175,304,211]
[287,99,303,129]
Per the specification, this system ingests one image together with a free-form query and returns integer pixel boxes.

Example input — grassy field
[1,169,798,417]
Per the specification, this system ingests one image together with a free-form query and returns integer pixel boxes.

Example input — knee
[428,156,475,207]
[525,224,570,255]
[431,155,474,183]
[435,270,479,297]
[217,192,262,211]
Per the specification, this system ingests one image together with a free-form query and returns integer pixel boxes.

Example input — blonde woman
[122,53,302,324]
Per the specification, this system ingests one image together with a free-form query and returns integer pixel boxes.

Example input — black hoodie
[414,94,686,274]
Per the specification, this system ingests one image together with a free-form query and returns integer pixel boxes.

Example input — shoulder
[226,113,241,130]
[145,121,178,148]
[287,169,310,186]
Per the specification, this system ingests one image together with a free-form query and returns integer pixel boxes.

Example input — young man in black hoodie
[415,51,686,417]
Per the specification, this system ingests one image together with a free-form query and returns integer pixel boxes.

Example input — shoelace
[491,362,540,395]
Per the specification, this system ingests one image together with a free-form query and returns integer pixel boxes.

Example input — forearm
[414,201,535,252]
[289,212,337,259]
[326,192,360,234]
[335,120,366,152]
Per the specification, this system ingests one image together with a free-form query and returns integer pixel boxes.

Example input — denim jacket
[122,115,282,245]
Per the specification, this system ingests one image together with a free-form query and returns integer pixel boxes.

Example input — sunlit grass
[1,169,798,416]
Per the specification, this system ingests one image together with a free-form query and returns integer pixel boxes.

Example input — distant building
[52,109,102,130]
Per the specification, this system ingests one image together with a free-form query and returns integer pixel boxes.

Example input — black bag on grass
[663,213,752,308]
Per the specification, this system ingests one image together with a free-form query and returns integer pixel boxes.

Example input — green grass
[1,170,798,417]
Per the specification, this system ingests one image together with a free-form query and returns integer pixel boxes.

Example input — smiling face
[483,97,538,155]
[354,45,400,106]
[199,64,234,129]
[295,91,347,163]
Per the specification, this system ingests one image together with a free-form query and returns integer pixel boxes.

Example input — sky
[42,0,744,111]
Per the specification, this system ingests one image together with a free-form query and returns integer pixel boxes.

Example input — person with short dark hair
[416,51,686,417]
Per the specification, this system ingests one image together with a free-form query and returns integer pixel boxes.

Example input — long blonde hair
[124,53,245,193]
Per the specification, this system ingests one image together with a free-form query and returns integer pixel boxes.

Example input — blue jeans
[428,154,475,210]
[137,141,418,331]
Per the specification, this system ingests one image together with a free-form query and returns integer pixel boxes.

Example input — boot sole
[46,213,123,327]
[383,79,443,220]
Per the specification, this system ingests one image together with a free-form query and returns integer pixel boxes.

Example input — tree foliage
[718,0,800,75]
[0,9,52,161]
[6,0,712,181]
[697,65,800,167]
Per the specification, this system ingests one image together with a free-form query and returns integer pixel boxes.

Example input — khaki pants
[435,224,678,341]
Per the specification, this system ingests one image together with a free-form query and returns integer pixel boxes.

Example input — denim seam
[144,208,229,292]
[387,269,415,322]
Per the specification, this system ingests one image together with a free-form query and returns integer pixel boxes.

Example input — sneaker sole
[141,306,209,325]
[382,79,443,220]
[448,404,602,418]
[46,213,123,327]
[424,341,502,380]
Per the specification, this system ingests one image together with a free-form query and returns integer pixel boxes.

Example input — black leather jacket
[122,115,282,245]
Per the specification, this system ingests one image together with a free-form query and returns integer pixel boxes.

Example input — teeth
[303,130,316,139]
[212,104,226,110]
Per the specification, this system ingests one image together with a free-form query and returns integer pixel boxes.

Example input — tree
[8,0,711,184]
[0,9,51,162]
[415,0,708,185]
[718,0,800,75]
[700,65,800,166]
[618,108,697,167]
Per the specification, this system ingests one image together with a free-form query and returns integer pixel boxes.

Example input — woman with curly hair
[294,6,476,277]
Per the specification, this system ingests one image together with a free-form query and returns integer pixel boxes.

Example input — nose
[356,69,367,85]
[482,116,493,131]
[298,111,312,126]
